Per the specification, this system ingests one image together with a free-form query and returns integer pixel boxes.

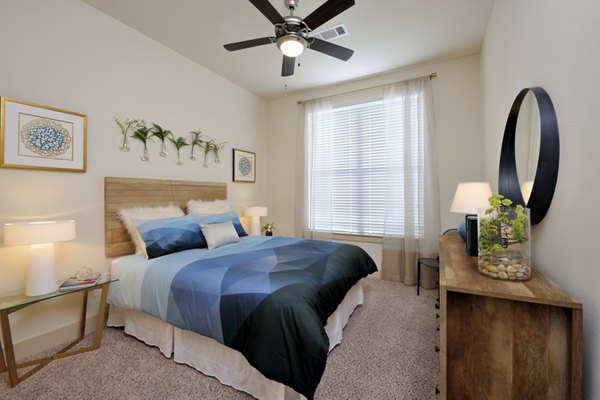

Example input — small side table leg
[0,310,19,387]
[79,290,89,341]
[0,327,6,373]
[94,284,109,348]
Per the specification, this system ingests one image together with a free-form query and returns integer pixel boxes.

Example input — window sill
[331,233,382,244]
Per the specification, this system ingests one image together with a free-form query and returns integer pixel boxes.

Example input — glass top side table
[0,275,117,387]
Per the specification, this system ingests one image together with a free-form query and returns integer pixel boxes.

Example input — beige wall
[482,1,600,398]
[267,55,484,238]
[0,0,267,357]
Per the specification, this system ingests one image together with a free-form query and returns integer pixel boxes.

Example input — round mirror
[499,87,559,225]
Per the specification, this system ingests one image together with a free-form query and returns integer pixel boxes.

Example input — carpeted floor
[0,278,439,400]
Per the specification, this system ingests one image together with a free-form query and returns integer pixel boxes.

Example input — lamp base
[250,216,261,236]
[26,243,59,296]
[457,222,467,241]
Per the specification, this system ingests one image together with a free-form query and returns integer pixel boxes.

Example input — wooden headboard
[104,177,227,257]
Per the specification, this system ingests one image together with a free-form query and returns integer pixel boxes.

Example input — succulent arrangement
[262,222,276,236]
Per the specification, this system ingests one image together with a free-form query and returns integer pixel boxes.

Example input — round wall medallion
[238,156,252,176]
[20,118,71,157]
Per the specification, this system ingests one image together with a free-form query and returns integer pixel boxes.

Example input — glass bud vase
[477,206,531,281]
[159,141,168,157]
[140,143,149,161]
[120,135,130,152]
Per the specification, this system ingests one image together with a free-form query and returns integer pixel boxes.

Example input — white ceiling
[82,0,495,100]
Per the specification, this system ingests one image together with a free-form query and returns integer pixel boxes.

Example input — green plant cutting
[151,123,173,157]
[169,136,190,165]
[131,125,154,161]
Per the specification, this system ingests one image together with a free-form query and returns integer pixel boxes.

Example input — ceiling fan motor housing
[285,0,300,11]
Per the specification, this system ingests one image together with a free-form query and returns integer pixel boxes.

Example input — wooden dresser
[438,235,582,399]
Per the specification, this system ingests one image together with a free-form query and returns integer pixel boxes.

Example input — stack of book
[59,273,102,292]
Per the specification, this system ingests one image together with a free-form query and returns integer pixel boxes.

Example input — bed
[104,177,377,400]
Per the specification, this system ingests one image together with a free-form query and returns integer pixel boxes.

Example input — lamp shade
[450,182,493,214]
[243,207,268,218]
[4,220,76,296]
[4,220,76,245]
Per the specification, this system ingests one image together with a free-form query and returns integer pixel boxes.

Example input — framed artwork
[232,148,256,183]
[0,97,87,172]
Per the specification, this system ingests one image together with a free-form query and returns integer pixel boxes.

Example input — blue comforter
[111,236,377,398]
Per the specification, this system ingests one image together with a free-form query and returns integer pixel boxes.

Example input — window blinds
[307,93,424,236]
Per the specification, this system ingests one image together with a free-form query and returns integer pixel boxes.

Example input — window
[306,90,425,237]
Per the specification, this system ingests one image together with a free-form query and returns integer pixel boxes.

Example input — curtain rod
[296,72,437,105]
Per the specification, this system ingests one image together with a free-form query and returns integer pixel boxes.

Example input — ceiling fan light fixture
[277,35,306,58]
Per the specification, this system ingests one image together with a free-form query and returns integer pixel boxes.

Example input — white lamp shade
[4,220,76,245]
[243,207,268,218]
[3,220,76,296]
[450,182,493,214]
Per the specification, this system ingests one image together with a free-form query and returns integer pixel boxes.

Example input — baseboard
[12,313,100,360]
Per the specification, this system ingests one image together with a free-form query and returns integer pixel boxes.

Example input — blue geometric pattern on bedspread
[140,236,377,399]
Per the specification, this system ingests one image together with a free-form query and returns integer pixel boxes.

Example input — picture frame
[0,97,87,172]
[232,148,256,183]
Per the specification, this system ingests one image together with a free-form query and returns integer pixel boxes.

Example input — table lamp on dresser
[450,182,492,256]
[3,220,76,296]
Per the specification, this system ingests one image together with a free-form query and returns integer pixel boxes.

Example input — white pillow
[118,204,185,255]
[200,220,240,250]
[187,199,231,215]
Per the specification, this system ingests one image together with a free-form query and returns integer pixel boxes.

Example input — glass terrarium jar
[477,205,531,281]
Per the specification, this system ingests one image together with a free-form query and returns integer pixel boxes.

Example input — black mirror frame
[498,87,559,225]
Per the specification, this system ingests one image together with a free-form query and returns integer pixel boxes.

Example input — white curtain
[296,97,333,240]
[380,77,440,284]
[298,77,440,286]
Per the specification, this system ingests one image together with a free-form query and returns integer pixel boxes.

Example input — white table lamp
[450,182,492,256]
[4,220,76,296]
[243,207,267,236]
[450,182,493,215]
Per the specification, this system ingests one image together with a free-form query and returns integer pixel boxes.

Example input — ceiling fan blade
[308,38,353,61]
[249,0,285,25]
[282,56,295,76]
[224,37,275,51]
[303,0,355,30]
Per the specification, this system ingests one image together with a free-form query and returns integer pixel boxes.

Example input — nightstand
[0,275,117,387]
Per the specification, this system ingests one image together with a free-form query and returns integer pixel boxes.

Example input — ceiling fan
[224,0,355,77]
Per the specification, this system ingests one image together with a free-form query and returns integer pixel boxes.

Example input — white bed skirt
[107,280,365,400]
